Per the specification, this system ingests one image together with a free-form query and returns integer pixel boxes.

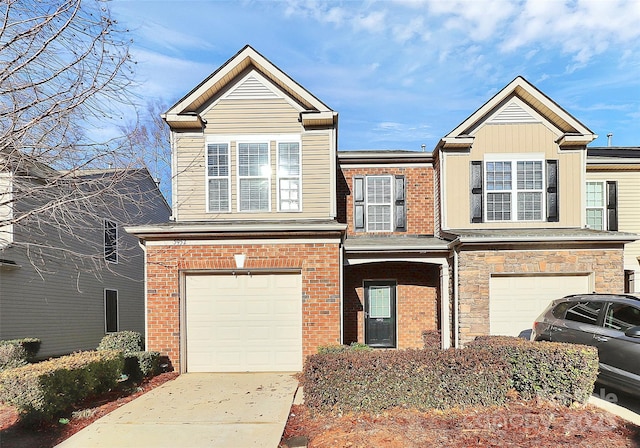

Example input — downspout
[169,130,178,221]
[137,239,149,351]
[453,245,460,348]
[339,241,344,344]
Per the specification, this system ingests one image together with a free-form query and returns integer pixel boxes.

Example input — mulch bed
[0,371,178,448]
[281,400,640,448]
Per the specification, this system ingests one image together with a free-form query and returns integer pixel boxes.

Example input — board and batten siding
[174,97,333,221]
[587,170,640,283]
[443,123,584,229]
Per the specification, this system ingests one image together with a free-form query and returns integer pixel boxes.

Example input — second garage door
[185,273,302,372]
[489,274,591,337]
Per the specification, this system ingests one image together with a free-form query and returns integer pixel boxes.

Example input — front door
[364,281,396,348]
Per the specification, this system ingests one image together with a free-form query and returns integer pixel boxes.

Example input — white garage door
[185,273,302,372]
[490,274,591,337]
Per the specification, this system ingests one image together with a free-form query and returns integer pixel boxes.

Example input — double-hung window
[484,159,544,222]
[104,219,118,263]
[238,142,270,211]
[277,142,301,211]
[207,143,230,212]
[366,176,393,231]
[585,180,618,231]
[353,175,406,232]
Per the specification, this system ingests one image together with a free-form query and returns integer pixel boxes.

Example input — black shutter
[607,181,618,231]
[470,161,483,223]
[546,160,559,222]
[394,175,406,231]
[353,176,365,231]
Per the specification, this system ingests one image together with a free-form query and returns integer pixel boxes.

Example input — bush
[466,336,599,405]
[124,351,161,380]
[302,348,511,414]
[97,331,143,353]
[0,338,41,367]
[317,342,373,355]
[0,350,124,422]
[422,330,441,349]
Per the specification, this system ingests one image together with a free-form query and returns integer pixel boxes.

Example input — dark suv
[532,293,640,395]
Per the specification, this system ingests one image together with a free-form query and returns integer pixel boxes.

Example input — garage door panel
[490,275,590,337]
[186,273,302,372]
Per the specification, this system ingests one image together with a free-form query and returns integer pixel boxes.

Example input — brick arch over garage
[343,261,441,349]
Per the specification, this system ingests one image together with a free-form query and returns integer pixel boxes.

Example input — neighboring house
[0,165,170,358]
[128,46,636,373]
[586,146,640,293]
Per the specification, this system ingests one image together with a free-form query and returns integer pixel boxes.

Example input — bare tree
[0,0,165,276]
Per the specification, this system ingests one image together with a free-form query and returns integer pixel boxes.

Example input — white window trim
[586,180,606,230]
[276,139,302,212]
[205,141,231,213]
[104,219,118,264]
[236,140,272,212]
[104,288,119,333]
[484,157,545,222]
[366,175,394,232]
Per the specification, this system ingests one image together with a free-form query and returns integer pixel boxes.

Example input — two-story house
[0,165,170,358]
[129,46,635,373]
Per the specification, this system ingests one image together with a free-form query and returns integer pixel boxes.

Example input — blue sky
[111,0,640,151]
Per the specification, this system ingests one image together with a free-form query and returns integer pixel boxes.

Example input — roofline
[338,150,434,164]
[442,76,595,141]
[445,233,638,245]
[165,45,333,120]
[126,221,347,239]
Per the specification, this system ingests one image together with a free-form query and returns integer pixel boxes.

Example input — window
[353,175,406,232]
[471,158,557,223]
[604,303,640,332]
[277,142,301,211]
[206,143,230,212]
[586,181,617,231]
[368,285,391,318]
[105,289,118,333]
[485,160,543,221]
[564,301,604,325]
[104,219,117,263]
[238,142,270,211]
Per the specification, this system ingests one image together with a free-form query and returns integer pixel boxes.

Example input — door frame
[363,280,397,348]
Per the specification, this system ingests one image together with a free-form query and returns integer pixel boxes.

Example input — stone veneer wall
[456,247,625,345]
[145,241,341,372]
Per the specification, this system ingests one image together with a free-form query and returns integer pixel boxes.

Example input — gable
[440,76,596,150]
[164,45,336,130]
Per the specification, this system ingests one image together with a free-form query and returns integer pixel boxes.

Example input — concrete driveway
[57,372,299,448]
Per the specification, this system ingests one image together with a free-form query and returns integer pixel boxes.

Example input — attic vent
[489,101,538,124]
[227,75,279,100]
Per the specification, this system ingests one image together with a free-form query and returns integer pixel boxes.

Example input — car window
[552,302,572,318]
[563,301,604,325]
[603,304,640,332]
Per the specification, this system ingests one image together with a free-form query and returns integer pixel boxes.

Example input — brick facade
[457,246,625,345]
[338,166,435,236]
[145,240,341,372]
[343,262,440,349]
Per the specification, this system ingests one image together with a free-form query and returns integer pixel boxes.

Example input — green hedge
[466,336,599,405]
[0,338,41,370]
[97,331,143,352]
[0,350,124,422]
[124,351,161,381]
[302,348,511,413]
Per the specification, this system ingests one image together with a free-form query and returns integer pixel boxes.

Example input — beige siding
[174,98,333,221]
[443,123,584,229]
[587,170,640,287]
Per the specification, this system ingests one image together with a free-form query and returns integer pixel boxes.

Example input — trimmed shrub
[0,350,124,422]
[422,330,441,349]
[302,348,511,414]
[97,331,143,353]
[124,351,161,380]
[0,338,41,366]
[467,336,599,405]
[0,344,28,372]
[317,342,373,355]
